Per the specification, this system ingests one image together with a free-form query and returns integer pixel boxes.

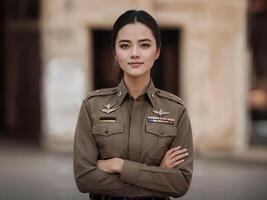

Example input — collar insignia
[100,103,116,114]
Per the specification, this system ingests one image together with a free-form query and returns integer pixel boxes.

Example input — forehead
[116,22,155,41]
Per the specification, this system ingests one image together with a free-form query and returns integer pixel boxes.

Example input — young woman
[73,10,193,200]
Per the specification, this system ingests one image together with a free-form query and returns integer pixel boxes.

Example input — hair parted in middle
[111,10,161,51]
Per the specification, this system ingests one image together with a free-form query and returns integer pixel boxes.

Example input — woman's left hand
[96,158,124,173]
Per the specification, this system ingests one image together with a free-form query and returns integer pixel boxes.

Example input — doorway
[92,28,181,95]
[0,0,41,144]
[247,0,267,146]
[0,0,6,134]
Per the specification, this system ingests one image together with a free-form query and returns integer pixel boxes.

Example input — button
[170,94,173,97]
[151,93,155,98]
[96,90,100,93]
[105,129,108,134]
[112,87,117,92]
[118,91,122,96]
[156,89,161,94]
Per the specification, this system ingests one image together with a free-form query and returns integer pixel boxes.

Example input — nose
[130,46,140,59]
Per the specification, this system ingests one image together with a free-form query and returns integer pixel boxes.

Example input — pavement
[0,141,267,200]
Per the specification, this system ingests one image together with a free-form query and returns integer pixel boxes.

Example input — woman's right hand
[160,146,188,168]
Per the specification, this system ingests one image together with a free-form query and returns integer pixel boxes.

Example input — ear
[155,48,161,60]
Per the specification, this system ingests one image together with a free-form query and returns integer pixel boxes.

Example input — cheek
[115,50,128,63]
[145,51,159,63]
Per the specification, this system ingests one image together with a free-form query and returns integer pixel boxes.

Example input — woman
[73,10,193,200]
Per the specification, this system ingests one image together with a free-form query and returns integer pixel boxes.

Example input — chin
[125,71,150,79]
[125,70,144,76]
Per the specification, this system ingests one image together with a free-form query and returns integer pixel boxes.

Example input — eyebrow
[118,39,152,43]
[139,39,152,43]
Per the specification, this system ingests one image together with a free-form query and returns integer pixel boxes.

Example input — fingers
[165,146,189,167]
[166,146,187,158]
[169,159,185,168]
[160,146,189,169]
[170,152,189,163]
[165,146,181,156]
[169,148,188,160]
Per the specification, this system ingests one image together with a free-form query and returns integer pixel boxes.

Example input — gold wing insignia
[152,109,170,117]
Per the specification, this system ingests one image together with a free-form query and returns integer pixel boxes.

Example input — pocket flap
[146,123,177,137]
[92,123,124,136]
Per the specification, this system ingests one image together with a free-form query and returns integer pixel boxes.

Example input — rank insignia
[100,103,116,114]
[147,116,174,125]
[99,117,116,123]
[152,109,170,117]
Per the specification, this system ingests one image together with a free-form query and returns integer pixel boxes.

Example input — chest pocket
[92,123,125,159]
[144,123,177,165]
[92,123,124,136]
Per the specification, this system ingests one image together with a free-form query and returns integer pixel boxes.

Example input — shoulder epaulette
[155,89,184,105]
[84,87,117,101]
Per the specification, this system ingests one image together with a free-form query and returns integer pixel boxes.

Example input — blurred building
[0,0,267,158]
[247,0,267,148]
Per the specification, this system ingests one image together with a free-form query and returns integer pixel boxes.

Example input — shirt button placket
[128,99,142,161]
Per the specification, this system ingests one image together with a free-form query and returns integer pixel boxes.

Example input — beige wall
[41,0,249,153]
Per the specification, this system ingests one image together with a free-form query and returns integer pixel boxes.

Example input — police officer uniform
[73,79,193,199]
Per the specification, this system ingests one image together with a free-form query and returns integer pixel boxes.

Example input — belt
[89,194,167,200]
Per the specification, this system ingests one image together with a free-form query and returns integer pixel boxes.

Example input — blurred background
[0,0,267,199]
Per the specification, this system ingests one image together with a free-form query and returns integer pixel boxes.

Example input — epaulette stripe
[85,87,117,101]
[155,89,184,105]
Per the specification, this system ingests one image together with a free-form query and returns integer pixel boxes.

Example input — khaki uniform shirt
[73,79,193,198]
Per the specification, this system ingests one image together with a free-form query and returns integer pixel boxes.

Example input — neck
[123,74,150,99]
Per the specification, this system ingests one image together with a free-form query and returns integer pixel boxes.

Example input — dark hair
[111,10,161,50]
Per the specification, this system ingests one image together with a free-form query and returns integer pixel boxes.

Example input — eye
[119,44,130,49]
[140,43,151,48]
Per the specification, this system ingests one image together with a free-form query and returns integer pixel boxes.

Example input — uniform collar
[116,78,156,107]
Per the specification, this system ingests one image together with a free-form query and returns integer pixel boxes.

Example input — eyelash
[141,43,151,48]
[119,44,130,49]
[119,43,151,49]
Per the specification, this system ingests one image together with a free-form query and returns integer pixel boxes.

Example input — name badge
[99,117,116,123]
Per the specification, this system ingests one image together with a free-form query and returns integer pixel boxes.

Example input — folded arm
[97,108,193,197]
[73,101,166,197]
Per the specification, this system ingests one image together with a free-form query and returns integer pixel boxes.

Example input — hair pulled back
[111,10,161,50]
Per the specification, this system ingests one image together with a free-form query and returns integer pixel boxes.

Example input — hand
[96,158,124,173]
[160,146,188,168]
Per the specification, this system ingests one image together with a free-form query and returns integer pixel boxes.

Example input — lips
[128,62,144,68]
